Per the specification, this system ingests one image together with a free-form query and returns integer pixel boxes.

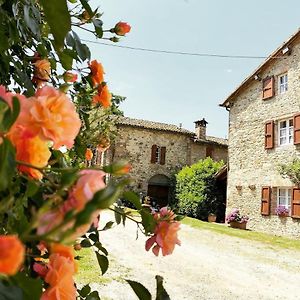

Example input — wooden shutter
[294,114,300,145]
[261,186,271,215]
[291,188,300,218]
[160,147,166,165]
[151,145,157,163]
[265,121,274,149]
[262,76,274,100]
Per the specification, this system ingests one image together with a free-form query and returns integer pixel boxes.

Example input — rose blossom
[0,235,25,276]
[92,83,112,108]
[89,60,105,87]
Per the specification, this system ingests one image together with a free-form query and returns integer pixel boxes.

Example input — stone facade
[108,117,227,206]
[221,30,300,238]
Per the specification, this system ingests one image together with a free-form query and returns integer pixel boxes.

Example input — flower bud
[113,22,131,36]
[63,71,78,83]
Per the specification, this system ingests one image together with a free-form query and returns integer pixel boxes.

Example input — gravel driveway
[88,211,300,300]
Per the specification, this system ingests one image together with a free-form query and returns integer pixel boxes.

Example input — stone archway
[147,174,170,208]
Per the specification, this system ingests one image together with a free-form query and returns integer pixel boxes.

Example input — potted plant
[208,212,217,222]
[226,208,249,230]
[275,205,289,217]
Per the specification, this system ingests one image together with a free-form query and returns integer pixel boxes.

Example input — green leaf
[80,0,93,16]
[123,191,142,209]
[39,0,71,49]
[114,207,122,225]
[0,138,16,191]
[0,282,22,300]
[86,291,100,300]
[101,221,114,231]
[93,19,103,38]
[78,284,91,297]
[155,275,170,300]
[12,272,43,300]
[80,238,92,248]
[95,252,108,275]
[58,49,74,70]
[140,209,156,234]
[126,280,152,300]
[94,242,108,256]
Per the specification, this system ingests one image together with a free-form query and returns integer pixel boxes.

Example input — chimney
[194,118,208,139]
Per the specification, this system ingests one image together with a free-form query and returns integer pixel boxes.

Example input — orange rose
[0,235,25,276]
[51,243,77,272]
[32,59,51,88]
[89,60,104,87]
[63,71,78,83]
[9,128,51,180]
[114,22,131,36]
[92,84,112,108]
[114,163,131,175]
[25,86,81,149]
[85,148,93,161]
[41,254,76,300]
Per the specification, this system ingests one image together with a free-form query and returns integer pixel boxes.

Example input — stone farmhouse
[107,117,227,207]
[221,29,300,238]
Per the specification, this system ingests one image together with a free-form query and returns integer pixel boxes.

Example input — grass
[75,248,112,285]
[182,217,300,251]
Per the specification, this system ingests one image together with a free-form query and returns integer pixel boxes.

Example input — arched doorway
[147,174,170,208]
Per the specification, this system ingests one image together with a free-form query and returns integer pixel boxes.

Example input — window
[155,146,161,164]
[278,119,293,146]
[151,145,166,165]
[278,74,288,94]
[277,188,291,214]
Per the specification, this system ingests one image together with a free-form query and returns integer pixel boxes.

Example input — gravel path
[88,211,300,300]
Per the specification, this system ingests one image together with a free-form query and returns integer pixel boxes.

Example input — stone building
[108,117,227,207]
[221,29,300,237]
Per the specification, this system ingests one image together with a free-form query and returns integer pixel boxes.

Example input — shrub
[175,158,224,220]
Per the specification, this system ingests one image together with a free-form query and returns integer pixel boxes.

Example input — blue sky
[83,0,300,138]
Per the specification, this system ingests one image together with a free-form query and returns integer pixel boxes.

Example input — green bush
[175,158,224,220]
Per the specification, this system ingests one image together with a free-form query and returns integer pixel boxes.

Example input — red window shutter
[294,114,300,145]
[265,121,274,149]
[261,187,271,216]
[291,188,300,218]
[262,76,274,100]
[160,147,166,165]
[151,145,157,163]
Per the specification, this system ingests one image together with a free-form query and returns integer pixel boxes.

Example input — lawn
[182,217,300,251]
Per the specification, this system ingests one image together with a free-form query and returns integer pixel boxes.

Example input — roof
[115,116,194,135]
[220,28,300,107]
[196,136,228,147]
[115,116,228,146]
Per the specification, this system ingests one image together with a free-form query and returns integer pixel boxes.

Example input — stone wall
[190,143,227,164]
[227,36,300,238]
[111,125,191,194]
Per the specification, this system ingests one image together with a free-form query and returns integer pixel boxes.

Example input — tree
[176,158,224,220]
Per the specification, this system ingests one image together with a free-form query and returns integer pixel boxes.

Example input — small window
[278,119,293,146]
[150,145,166,165]
[278,74,288,94]
[155,146,161,164]
[277,188,291,214]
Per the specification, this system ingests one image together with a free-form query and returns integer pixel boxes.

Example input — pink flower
[145,207,181,256]
[64,170,106,212]
[33,262,48,278]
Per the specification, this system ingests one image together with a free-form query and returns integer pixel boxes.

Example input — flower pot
[229,221,246,230]
[278,213,289,218]
[208,214,217,222]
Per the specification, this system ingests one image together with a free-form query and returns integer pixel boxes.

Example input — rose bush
[0,1,180,299]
